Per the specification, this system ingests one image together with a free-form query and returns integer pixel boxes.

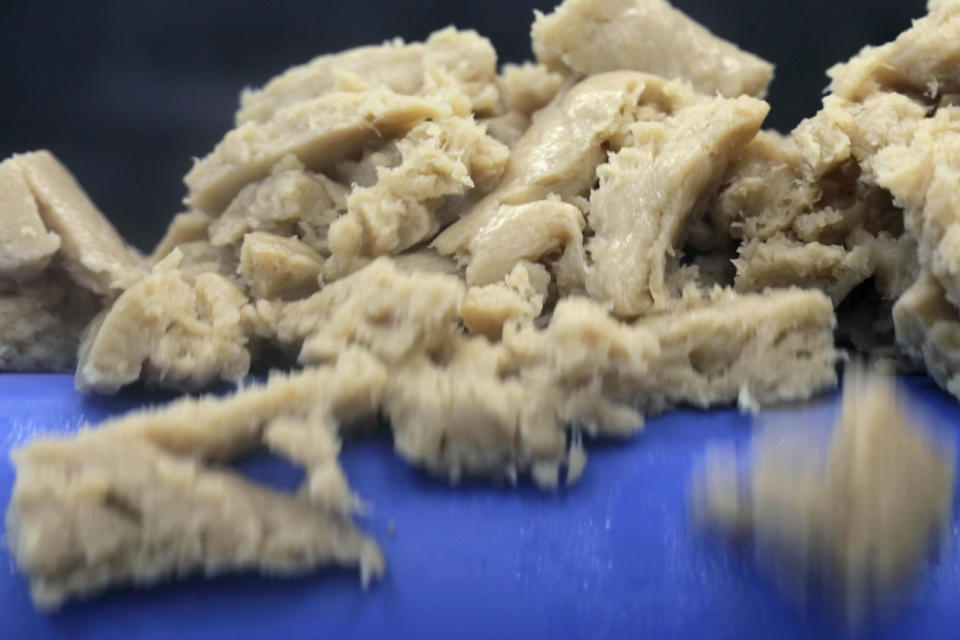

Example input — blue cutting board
[2,374,959,639]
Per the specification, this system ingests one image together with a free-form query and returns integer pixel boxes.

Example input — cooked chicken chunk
[533,0,774,98]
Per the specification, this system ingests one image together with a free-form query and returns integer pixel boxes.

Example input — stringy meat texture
[0,151,143,372]
[7,0,960,611]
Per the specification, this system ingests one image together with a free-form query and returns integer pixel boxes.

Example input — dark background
[2,0,927,251]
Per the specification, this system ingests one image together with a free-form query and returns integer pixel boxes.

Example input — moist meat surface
[236,27,500,125]
[15,151,144,295]
[6,0,960,611]
[583,88,768,316]
[185,91,452,215]
[532,0,774,99]
[76,250,254,394]
[7,352,388,609]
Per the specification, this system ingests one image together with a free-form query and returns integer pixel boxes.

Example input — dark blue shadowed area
[1,374,958,639]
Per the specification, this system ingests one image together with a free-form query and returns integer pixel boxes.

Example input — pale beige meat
[868,107,960,309]
[403,289,834,486]
[0,158,60,282]
[0,150,147,373]
[208,155,346,252]
[496,63,566,117]
[7,434,382,610]
[13,0,952,613]
[238,232,324,301]
[503,297,658,436]
[76,250,253,394]
[246,254,831,489]
[715,94,919,228]
[185,90,450,216]
[0,273,100,372]
[691,368,955,623]
[780,8,960,314]
[734,237,873,305]
[894,271,960,398]
[709,97,919,315]
[7,352,388,609]
[325,116,508,278]
[704,1,960,373]
[330,142,401,189]
[172,241,241,286]
[792,93,927,177]
[784,4,960,376]
[848,228,919,301]
[532,0,774,99]
[107,348,387,461]
[261,257,466,366]
[388,310,660,488]
[392,248,461,276]
[433,71,652,259]
[710,131,821,242]
[385,338,581,488]
[149,210,212,263]
[393,288,837,488]
[461,262,548,340]
[465,198,584,286]
[584,92,769,317]
[481,111,532,149]
[633,288,838,412]
[16,151,144,295]
[236,27,499,125]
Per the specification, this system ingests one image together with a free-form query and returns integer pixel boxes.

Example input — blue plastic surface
[2,374,959,639]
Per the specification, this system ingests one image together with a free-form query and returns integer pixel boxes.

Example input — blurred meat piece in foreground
[690,366,956,624]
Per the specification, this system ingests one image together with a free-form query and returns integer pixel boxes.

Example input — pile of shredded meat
[2,0,958,610]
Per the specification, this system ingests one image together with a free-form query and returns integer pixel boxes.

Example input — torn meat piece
[433,71,653,259]
[691,367,955,624]
[894,270,960,399]
[0,273,100,372]
[869,107,960,310]
[262,257,465,366]
[150,210,212,264]
[236,27,499,125]
[208,155,347,253]
[584,90,768,317]
[734,237,873,305]
[15,151,144,295]
[238,232,324,301]
[325,116,508,279]
[465,198,584,287]
[0,157,60,282]
[0,150,145,373]
[828,0,960,102]
[76,250,254,394]
[532,0,774,99]
[461,262,548,340]
[7,352,388,609]
[186,90,450,216]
